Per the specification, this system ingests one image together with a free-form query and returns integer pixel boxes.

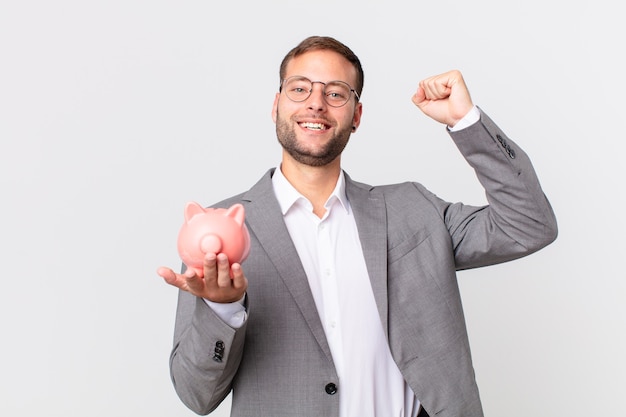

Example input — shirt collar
[272,165,350,215]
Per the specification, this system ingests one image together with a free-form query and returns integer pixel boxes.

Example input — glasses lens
[284,77,312,102]
[324,81,351,107]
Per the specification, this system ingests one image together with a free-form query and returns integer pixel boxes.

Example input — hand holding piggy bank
[177,201,251,277]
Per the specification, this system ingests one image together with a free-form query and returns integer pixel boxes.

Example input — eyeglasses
[280,76,360,108]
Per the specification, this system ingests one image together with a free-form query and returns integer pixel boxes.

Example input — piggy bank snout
[200,234,222,254]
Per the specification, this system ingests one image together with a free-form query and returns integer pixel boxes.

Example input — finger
[183,268,208,294]
[230,263,248,291]
[157,266,192,292]
[157,266,187,288]
[421,76,451,100]
[418,77,435,100]
[215,253,233,287]
[157,266,176,282]
[203,252,219,286]
[411,86,426,107]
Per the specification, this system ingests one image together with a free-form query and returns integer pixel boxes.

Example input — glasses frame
[280,76,360,108]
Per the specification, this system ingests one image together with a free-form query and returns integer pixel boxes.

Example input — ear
[225,203,246,226]
[271,93,280,123]
[351,101,363,132]
[184,201,205,222]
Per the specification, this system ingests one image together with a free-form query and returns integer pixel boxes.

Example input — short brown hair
[279,36,364,100]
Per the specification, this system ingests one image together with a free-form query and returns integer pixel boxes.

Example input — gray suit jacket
[169,110,558,417]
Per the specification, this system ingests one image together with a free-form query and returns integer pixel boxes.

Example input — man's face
[272,50,362,167]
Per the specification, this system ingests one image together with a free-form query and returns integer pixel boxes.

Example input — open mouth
[299,122,329,131]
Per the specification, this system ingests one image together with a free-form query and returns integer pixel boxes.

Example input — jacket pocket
[387,229,431,264]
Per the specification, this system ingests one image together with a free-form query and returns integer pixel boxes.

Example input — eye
[285,77,312,100]
[327,91,347,99]
[325,83,350,102]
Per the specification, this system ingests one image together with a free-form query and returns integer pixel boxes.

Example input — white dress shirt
[271,168,420,417]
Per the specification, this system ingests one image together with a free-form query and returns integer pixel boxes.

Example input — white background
[1,1,624,416]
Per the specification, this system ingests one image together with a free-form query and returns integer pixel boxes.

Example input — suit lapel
[345,173,389,337]
[241,170,389,357]
[241,169,334,363]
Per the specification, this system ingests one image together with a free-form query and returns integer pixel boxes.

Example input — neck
[280,155,341,218]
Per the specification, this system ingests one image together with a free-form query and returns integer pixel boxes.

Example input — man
[157,36,557,417]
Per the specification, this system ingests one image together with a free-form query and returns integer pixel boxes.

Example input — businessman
[158,35,558,417]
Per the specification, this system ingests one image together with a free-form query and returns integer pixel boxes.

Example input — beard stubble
[275,109,352,167]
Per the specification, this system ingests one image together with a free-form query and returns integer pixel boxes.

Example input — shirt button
[325,382,338,395]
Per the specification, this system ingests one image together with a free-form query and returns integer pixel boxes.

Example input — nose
[306,82,327,111]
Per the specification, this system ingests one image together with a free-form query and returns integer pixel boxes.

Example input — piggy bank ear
[225,203,246,226]
[184,201,206,222]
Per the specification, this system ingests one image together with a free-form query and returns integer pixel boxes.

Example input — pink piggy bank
[177,201,251,277]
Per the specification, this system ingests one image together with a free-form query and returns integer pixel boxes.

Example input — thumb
[411,86,426,108]
[157,266,176,282]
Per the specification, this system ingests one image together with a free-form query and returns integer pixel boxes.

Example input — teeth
[301,122,326,130]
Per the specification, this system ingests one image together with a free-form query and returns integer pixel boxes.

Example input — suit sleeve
[169,289,248,415]
[434,108,558,269]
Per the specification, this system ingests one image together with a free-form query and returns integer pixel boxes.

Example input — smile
[299,122,328,131]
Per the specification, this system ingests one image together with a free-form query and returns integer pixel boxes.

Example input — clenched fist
[412,70,474,128]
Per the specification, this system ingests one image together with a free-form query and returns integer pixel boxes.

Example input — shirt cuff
[203,295,247,329]
[448,105,480,132]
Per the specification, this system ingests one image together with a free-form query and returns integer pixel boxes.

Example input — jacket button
[508,148,516,159]
[212,340,225,362]
[325,383,337,395]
